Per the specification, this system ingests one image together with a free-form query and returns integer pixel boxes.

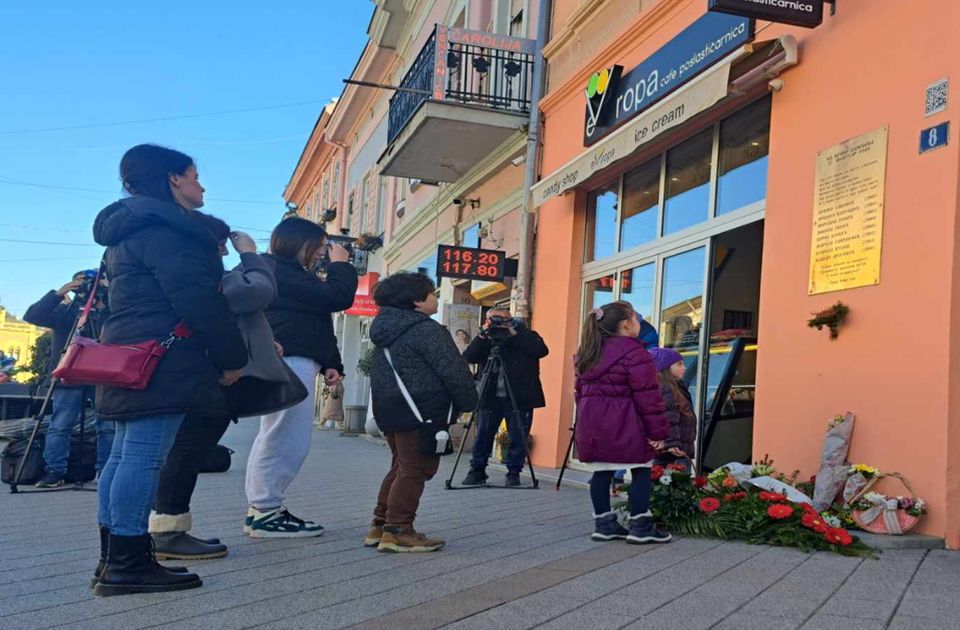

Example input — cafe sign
[583,12,753,146]
[708,0,825,29]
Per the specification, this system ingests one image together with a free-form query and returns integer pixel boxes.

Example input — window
[347,193,355,233]
[663,128,713,236]
[332,161,340,201]
[360,176,369,233]
[375,177,387,235]
[717,96,771,216]
[620,158,660,251]
[584,96,771,264]
[585,183,618,262]
[510,0,524,37]
[322,175,330,209]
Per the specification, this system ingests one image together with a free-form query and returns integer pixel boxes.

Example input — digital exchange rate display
[435,245,507,282]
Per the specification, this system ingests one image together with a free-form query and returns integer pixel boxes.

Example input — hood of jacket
[369,306,431,347]
[581,335,647,381]
[93,196,218,248]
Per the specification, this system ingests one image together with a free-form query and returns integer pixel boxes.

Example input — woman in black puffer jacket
[91,144,247,597]
[243,218,358,538]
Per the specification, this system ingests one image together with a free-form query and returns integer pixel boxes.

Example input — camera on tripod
[72,270,99,304]
[482,315,523,342]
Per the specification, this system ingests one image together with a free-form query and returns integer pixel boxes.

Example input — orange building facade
[529,0,960,547]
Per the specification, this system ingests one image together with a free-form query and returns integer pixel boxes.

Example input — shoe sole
[363,538,381,548]
[93,578,202,597]
[591,533,628,541]
[154,550,228,561]
[377,542,445,553]
[626,535,672,544]
[248,529,325,539]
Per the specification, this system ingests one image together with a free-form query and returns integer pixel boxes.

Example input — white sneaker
[248,507,325,538]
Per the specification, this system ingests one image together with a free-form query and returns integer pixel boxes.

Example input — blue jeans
[43,387,115,477]
[97,414,184,536]
[469,397,533,474]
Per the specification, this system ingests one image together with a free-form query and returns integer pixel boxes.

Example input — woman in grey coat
[148,215,305,562]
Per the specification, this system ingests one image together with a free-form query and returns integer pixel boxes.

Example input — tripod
[9,303,100,494]
[445,342,539,490]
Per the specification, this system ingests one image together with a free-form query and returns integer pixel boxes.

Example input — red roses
[651,465,665,481]
[694,476,708,488]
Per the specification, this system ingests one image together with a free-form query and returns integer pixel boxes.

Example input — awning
[531,46,750,207]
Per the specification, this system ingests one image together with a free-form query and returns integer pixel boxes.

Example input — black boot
[462,468,488,486]
[591,512,629,541]
[626,512,672,545]
[91,527,189,589]
[152,532,228,560]
[149,511,221,546]
[93,534,202,597]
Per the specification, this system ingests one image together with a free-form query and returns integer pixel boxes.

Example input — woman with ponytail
[574,301,672,545]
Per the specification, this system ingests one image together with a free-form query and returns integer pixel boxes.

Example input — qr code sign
[926,79,948,117]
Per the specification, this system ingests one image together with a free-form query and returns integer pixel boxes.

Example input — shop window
[620,158,660,252]
[659,247,705,350]
[585,183,618,262]
[583,274,615,312]
[663,129,713,236]
[717,96,771,216]
[618,263,656,324]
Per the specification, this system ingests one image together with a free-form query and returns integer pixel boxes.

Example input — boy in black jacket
[23,272,114,487]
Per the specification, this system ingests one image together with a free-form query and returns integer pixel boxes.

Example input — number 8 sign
[920,122,949,154]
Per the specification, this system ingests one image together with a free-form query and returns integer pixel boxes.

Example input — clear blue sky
[0,2,372,317]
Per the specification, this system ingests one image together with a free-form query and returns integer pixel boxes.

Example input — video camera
[311,234,375,276]
[73,269,99,305]
[482,315,524,343]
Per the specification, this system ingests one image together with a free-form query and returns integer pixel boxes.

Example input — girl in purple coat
[575,301,672,544]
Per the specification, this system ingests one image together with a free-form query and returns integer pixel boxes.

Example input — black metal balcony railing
[387,25,536,145]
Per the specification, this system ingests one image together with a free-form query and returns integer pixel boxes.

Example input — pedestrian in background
[91,144,248,596]
[244,218,358,537]
[23,272,115,488]
[574,301,672,545]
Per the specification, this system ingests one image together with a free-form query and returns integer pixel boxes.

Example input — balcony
[379,25,535,182]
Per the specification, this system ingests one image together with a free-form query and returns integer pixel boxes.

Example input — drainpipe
[512,0,551,321]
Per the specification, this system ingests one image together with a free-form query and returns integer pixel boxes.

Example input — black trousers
[153,412,232,516]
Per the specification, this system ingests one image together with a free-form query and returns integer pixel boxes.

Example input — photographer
[461,308,549,487]
[23,271,115,488]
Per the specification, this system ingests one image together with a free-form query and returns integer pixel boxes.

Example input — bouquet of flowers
[848,472,924,535]
[616,459,872,556]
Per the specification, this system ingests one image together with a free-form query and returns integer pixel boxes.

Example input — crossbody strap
[383,348,453,424]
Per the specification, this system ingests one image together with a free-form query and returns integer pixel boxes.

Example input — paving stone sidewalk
[1,421,958,630]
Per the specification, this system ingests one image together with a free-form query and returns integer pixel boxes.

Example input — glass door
[657,246,708,409]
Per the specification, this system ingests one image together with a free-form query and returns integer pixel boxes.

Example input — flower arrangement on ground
[615,460,873,557]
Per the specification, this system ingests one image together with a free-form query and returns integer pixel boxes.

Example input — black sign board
[708,0,824,29]
[436,245,507,282]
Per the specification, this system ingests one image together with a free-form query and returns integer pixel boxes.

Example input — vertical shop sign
[434,26,449,100]
[808,127,889,295]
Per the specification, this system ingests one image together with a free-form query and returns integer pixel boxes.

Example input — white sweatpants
[245,356,320,510]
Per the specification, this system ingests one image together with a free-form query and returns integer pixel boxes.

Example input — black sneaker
[505,473,521,487]
[248,507,325,538]
[35,472,66,488]
[461,468,488,486]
